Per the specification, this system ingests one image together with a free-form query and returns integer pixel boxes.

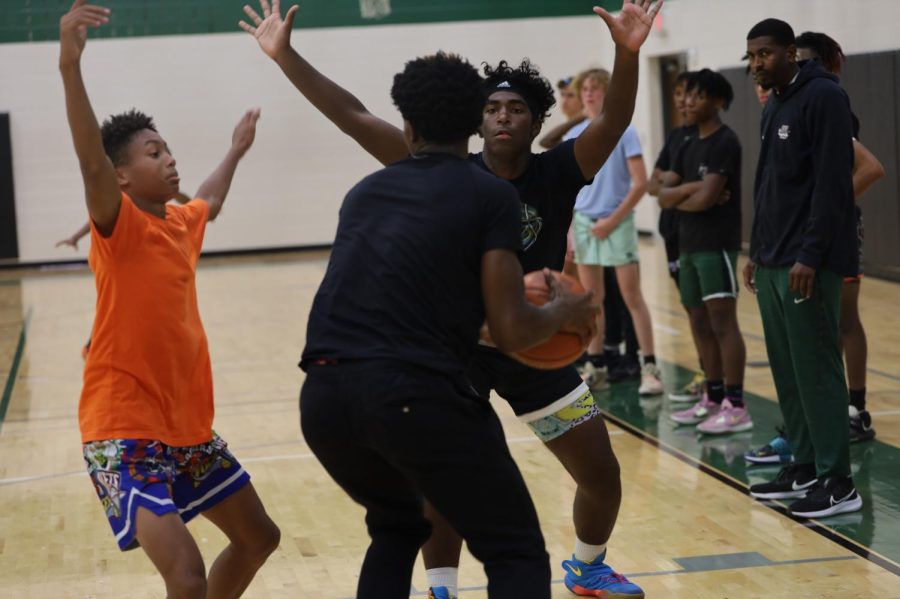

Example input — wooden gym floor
[1,239,898,598]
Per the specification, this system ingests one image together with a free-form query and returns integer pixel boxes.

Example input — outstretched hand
[240,0,300,60]
[231,108,262,157]
[59,0,110,67]
[55,236,79,250]
[594,0,663,54]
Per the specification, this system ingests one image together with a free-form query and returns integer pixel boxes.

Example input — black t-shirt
[672,124,742,252]
[469,139,589,273]
[300,153,522,375]
[655,125,697,240]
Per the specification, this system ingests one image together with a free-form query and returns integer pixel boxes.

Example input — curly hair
[390,52,485,143]
[796,31,845,75]
[100,109,157,166]
[686,69,734,110]
[481,59,556,123]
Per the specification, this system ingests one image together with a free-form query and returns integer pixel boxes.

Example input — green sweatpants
[755,266,850,478]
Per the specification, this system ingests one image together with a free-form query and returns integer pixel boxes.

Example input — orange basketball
[512,270,590,370]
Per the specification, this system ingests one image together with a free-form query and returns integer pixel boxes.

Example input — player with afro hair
[241,1,664,596]
[390,52,485,143]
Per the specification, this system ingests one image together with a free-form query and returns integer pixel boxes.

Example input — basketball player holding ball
[241,1,663,595]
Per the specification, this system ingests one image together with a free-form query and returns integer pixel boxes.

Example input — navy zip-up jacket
[751,60,858,277]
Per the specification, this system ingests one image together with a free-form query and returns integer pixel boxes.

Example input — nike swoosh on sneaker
[565,563,582,577]
[830,490,855,506]
[791,479,816,491]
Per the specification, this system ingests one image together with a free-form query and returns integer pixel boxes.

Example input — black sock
[725,384,744,408]
[588,354,605,368]
[849,387,866,411]
[643,354,656,365]
[603,346,620,366]
[707,380,725,404]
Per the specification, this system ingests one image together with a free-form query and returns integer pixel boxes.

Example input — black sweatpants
[603,266,638,357]
[300,361,550,599]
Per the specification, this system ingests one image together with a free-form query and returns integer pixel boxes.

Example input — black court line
[0,306,31,434]
[600,409,900,577]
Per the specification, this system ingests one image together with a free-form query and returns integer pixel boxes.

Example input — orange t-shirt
[80,193,214,446]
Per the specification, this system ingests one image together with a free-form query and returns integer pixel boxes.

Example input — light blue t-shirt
[563,121,643,219]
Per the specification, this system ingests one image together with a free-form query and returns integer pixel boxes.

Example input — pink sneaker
[670,393,719,425]
[697,399,754,434]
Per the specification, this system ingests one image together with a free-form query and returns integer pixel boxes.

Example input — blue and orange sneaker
[427,587,456,599]
[562,552,644,598]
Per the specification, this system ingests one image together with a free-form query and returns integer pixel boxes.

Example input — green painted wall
[2,0,623,43]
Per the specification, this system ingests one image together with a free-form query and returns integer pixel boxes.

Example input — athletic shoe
[427,587,456,599]
[696,399,753,434]
[669,371,704,403]
[749,463,817,499]
[607,354,640,383]
[744,428,793,465]
[788,476,863,518]
[848,405,876,443]
[637,363,663,396]
[669,393,718,425]
[562,552,644,598]
[581,362,610,391]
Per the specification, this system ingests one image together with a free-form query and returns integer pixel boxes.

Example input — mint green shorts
[573,211,639,267]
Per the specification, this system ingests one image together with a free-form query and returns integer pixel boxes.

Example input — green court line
[0,306,32,433]
[594,361,900,572]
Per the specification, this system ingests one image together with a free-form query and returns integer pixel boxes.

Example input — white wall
[2,0,898,263]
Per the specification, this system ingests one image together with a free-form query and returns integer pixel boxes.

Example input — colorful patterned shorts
[519,384,600,442]
[83,433,250,551]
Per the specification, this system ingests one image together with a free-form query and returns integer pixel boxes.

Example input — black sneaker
[749,463,817,499]
[607,355,640,383]
[849,406,876,443]
[788,476,863,518]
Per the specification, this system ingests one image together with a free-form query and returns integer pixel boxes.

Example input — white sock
[574,538,607,564]
[426,567,458,595]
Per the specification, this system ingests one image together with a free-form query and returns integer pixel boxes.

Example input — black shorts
[468,345,587,417]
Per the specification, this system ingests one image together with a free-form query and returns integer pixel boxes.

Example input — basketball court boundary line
[601,409,900,577]
[0,306,32,434]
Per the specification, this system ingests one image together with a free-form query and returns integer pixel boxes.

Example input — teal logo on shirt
[521,203,543,251]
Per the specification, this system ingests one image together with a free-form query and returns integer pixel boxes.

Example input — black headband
[485,80,540,119]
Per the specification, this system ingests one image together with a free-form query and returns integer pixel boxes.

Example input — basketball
[511,270,591,369]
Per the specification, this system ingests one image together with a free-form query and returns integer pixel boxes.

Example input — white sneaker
[638,363,663,396]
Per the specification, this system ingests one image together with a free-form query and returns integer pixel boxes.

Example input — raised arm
[573,0,663,178]
[852,139,885,200]
[240,0,407,165]
[194,109,260,221]
[59,1,121,237]
[481,251,597,353]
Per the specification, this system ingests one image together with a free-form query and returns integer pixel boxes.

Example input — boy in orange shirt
[60,2,279,596]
